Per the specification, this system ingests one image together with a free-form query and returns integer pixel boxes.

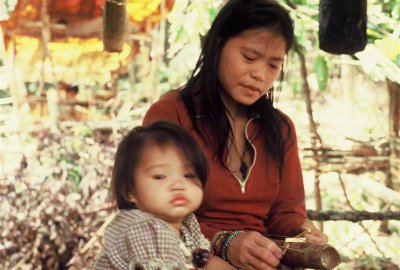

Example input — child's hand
[206,255,236,270]
[297,220,328,245]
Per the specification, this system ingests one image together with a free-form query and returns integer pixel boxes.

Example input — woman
[143,0,328,269]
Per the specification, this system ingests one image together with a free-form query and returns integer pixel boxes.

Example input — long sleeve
[264,117,307,236]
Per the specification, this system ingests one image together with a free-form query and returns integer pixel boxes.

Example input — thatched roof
[2,0,175,40]
[0,0,174,84]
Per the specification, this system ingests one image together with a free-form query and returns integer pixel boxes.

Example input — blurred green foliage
[150,0,398,98]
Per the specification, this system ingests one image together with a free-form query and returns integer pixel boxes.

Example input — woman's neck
[219,91,248,121]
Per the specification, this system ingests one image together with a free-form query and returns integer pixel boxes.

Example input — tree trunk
[294,44,324,230]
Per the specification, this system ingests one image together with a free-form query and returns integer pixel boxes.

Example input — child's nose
[171,177,185,190]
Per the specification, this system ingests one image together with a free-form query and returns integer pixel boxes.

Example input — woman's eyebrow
[271,56,284,62]
[241,46,284,62]
[241,46,262,56]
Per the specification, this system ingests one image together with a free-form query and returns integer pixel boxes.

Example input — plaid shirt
[91,210,210,270]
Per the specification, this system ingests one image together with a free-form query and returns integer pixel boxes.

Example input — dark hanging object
[319,0,367,55]
[102,0,127,53]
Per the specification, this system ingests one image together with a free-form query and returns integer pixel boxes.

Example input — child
[91,120,231,270]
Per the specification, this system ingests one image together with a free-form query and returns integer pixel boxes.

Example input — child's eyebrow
[142,163,168,171]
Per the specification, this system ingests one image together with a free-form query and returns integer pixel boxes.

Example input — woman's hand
[226,231,283,270]
[297,219,328,245]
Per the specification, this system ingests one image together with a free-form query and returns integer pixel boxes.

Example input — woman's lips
[170,195,189,206]
[241,84,260,93]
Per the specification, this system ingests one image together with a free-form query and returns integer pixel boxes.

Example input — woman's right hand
[226,231,283,270]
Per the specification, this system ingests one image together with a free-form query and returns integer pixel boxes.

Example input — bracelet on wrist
[220,230,244,261]
[212,231,229,256]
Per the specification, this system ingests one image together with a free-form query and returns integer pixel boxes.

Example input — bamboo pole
[272,239,341,269]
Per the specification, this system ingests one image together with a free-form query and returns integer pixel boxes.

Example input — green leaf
[315,55,328,91]
[208,7,218,21]
[361,192,369,203]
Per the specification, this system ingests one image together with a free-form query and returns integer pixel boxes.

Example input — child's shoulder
[105,210,173,240]
[109,209,166,230]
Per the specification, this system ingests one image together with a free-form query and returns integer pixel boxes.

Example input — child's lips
[170,195,189,206]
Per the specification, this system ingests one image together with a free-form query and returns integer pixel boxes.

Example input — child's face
[128,143,204,228]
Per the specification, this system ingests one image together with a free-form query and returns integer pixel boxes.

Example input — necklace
[239,157,248,180]
[230,139,249,180]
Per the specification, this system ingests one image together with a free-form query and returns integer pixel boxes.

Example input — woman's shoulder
[272,109,295,130]
[151,89,183,107]
[275,108,292,121]
[143,90,187,125]
[159,89,181,100]
[273,109,298,149]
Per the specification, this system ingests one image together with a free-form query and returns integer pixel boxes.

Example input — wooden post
[380,79,400,233]
[387,79,400,138]
[294,43,324,231]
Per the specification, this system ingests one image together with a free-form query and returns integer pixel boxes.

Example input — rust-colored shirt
[143,90,306,240]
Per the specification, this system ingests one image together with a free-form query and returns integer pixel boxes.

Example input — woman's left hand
[297,219,328,245]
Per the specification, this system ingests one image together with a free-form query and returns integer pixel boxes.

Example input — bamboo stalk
[272,239,341,269]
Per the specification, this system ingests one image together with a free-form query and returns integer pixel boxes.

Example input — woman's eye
[153,174,165,180]
[242,54,255,61]
[270,63,283,71]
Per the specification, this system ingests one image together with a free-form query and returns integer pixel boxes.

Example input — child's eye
[153,174,166,180]
[184,172,197,179]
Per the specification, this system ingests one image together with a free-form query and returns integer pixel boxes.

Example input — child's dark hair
[112,120,209,209]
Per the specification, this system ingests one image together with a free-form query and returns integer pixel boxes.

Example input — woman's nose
[250,64,265,82]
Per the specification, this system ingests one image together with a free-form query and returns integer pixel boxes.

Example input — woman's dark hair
[112,120,209,209]
[180,0,295,178]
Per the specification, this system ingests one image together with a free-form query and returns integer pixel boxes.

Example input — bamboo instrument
[271,239,341,269]
[102,0,127,52]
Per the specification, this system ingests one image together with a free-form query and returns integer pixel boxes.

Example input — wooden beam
[307,210,400,221]
[353,176,400,207]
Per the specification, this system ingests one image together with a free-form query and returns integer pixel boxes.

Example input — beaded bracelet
[220,230,244,261]
[212,231,229,255]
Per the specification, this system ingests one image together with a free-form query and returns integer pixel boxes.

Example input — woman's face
[218,28,287,110]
